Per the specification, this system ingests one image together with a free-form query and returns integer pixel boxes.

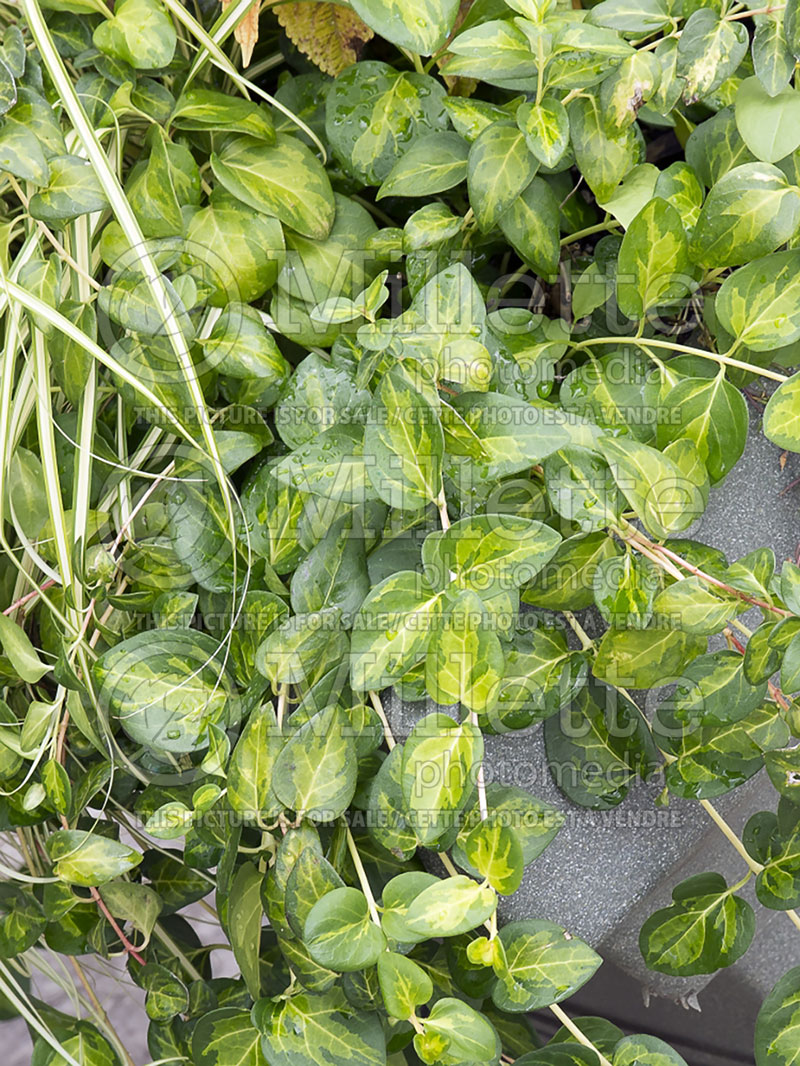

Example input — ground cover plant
[1,0,800,1061]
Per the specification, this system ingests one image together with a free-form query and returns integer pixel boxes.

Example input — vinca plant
[2,0,800,1062]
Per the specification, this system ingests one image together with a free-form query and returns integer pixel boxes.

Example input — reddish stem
[90,887,145,965]
[56,810,144,966]
[725,628,792,711]
[726,631,747,655]
[3,579,56,616]
[638,536,791,618]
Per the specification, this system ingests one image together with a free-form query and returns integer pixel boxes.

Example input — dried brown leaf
[276,1,374,76]
[221,0,261,67]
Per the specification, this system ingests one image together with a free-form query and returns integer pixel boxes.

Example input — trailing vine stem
[345,827,382,927]
[437,489,451,531]
[89,889,145,965]
[68,957,137,1066]
[617,521,792,617]
[573,335,790,383]
[369,690,396,750]
[470,710,489,822]
[560,219,621,246]
[152,921,205,982]
[3,0,800,1059]
[276,684,288,732]
[439,851,460,878]
[548,1004,614,1066]
[698,803,800,933]
[558,612,800,935]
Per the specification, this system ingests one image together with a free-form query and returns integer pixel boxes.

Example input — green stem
[562,610,594,651]
[560,219,621,246]
[729,617,754,639]
[498,265,531,298]
[152,921,205,982]
[562,603,800,936]
[369,690,396,750]
[68,957,136,1066]
[620,521,792,617]
[276,684,288,732]
[699,800,762,873]
[575,335,789,383]
[440,851,460,877]
[725,2,785,17]
[699,802,800,932]
[406,49,425,74]
[535,36,546,105]
[548,1004,614,1066]
[345,827,382,926]
[437,490,451,531]
[469,710,488,821]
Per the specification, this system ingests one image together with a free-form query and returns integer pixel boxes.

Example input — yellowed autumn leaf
[276,1,374,76]
[221,0,260,67]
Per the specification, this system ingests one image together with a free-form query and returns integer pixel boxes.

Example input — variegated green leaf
[568,96,638,203]
[303,886,386,972]
[192,1009,267,1066]
[93,0,176,69]
[425,589,504,713]
[516,97,569,168]
[689,162,800,268]
[598,436,706,539]
[272,705,357,821]
[764,371,800,453]
[499,176,561,278]
[228,863,263,1001]
[47,830,142,888]
[405,874,497,936]
[29,154,108,225]
[614,1035,688,1066]
[753,12,795,96]
[211,134,336,240]
[377,132,468,199]
[656,370,748,483]
[252,989,386,1066]
[377,952,432,1020]
[272,425,378,505]
[446,19,537,84]
[717,251,800,353]
[467,123,538,232]
[464,812,524,895]
[350,570,445,691]
[594,626,707,688]
[639,872,755,976]
[349,0,459,55]
[755,966,800,1066]
[364,362,444,510]
[543,446,624,532]
[171,88,275,141]
[401,711,483,845]
[492,920,602,1012]
[417,999,500,1065]
[600,52,660,132]
[616,197,692,319]
[676,9,748,104]
[93,629,242,754]
[756,822,800,910]
[325,62,448,185]
[227,703,284,824]
[423,513,561,593]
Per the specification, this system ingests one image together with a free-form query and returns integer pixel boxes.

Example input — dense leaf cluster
[1,0,800,1063]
